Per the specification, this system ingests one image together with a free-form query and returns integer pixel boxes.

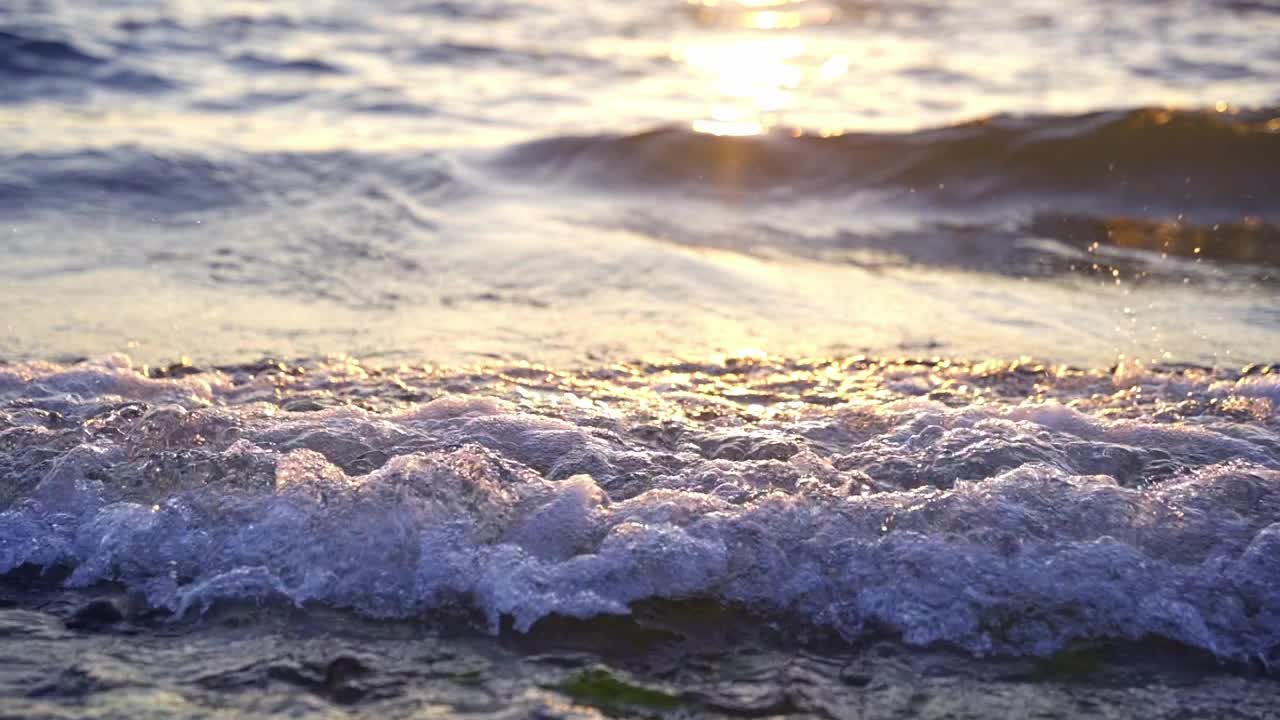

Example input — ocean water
[2,0,1280,717]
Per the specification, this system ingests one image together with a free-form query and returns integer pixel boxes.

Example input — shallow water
[4,587,1279,719]
[2,0,1280,717]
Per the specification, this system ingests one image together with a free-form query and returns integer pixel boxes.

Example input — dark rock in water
[319,656,373,705]
[324,656,370,689]
[65,598,126,630]
[267,655,374,705]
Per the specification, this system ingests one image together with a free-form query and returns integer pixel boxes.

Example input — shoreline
[3,579,1278,719]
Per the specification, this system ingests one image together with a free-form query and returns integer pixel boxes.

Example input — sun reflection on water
[678,1,849,136]
[676,38,804,135]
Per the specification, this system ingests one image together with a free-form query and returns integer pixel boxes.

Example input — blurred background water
[1,0,1277,367]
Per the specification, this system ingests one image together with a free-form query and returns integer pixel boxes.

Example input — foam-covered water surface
[3,354,1277,668]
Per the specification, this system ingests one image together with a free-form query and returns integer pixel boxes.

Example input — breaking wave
[496,107,1280,215]
[2,355,1278,663]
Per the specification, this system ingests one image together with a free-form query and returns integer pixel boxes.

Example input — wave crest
[495,108,1280,213]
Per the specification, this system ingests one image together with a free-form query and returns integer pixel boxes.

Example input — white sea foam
[1,357,1277,661]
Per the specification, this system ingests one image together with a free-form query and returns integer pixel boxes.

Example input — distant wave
[495,107,1280,215]
[0,147,460,215]
[0,29,103,74]
[8,108,1275,220]
[229,52,345,75]
[0,28,171,99]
